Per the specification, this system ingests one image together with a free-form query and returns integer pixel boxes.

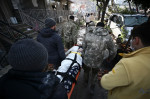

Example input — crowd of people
[0,13,150,99]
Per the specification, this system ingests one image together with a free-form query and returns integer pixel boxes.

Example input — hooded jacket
[0,69,67,99]
[37,28,65,66]
[62,20,78,44]
[101,47,150,99]
[82,26,116,68]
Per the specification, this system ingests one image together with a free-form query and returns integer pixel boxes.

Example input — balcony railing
[0,20,30,41]
[19,9,72,31]
[22,9,72,20]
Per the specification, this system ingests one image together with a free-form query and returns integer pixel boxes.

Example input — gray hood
[94,27,109,36]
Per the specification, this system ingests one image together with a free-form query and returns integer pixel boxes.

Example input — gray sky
[115,0,126,4]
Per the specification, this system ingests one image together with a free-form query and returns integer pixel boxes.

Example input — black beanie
[69,15,74,20]
[45,18,56,28]
[96,22,105,27]
[8,39,48,72]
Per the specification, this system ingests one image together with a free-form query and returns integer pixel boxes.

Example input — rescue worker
[62,15,78,49]
[56,17,66,36]
[82,22,116,95]
[99,22,150,99]
[37,18,65,70]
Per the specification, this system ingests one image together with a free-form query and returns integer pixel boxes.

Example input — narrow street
[0,27,108,99]
[70,69,107,99]
[77,27,86,45]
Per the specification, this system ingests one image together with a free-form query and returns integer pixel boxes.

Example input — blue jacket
[37,28,65,66]
[0,69,67,99]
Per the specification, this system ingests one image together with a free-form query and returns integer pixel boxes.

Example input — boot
[90,84,95,95]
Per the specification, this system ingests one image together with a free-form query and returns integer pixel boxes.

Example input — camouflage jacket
[82,26,116,68]
[56,21,66,36]
[62,20,78,44]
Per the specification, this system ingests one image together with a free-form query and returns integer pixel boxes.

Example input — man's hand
[48,64,54,71]
[98,69,108,81]
[97,69,104,81]
[43,64,54,72]
[98,72,103,81]
[64,48,68,52]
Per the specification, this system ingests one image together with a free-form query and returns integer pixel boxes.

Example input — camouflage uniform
[62,20,78,49]
[56,21,66,36]
[82,26,116,93]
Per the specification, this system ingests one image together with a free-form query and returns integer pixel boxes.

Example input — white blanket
[57,46,82,81]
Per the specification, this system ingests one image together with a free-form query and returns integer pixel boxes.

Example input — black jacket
[0,69,67,99]
[37,28,65,66]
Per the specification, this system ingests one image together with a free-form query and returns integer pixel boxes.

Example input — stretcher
[56,46,83,98]
[67,69,80,99]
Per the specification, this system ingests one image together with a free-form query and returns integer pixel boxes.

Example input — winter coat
[37,28,65,66]
[82,26,116,68]
[0,69,67,99]
[101,47,150,99]
[62,20,78,45]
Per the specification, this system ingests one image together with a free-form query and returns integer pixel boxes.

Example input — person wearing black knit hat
[96,22,105,27]
[45,18,56,28]
[8,39,48,72]
[37,18,65,70]
[0,39,67,99]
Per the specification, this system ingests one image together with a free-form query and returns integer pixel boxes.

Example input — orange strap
[67,69,81,99]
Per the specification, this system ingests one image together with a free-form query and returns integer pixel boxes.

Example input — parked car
[107,13,148,41]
